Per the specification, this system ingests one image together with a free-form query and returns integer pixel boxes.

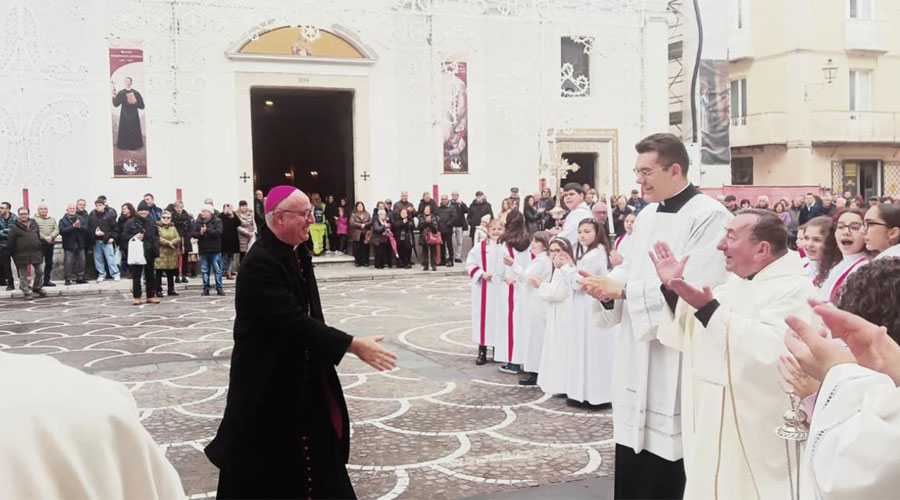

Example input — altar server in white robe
[555,182,594,245]
[564,218,615,407]
[0,351,184,499]
[651,210,815,499]
[497,209,534,373]
[578,133,732,499]
[467,218,506,365]
[816,209,871,303]
[537,236,576,396]
[506,231,553,386]
[863,203,900,260]
[784,300,900,500]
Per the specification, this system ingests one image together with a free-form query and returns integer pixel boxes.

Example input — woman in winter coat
[170,201,193,283]
[349,201,372,267]
[236,200,256,260]
[417,204,440,271]
[121,204,160,305]
[220,204,241,280]
[394,208,415,269]
[154,211,181,298]
[117,203,136,279]
[523,195,542,234]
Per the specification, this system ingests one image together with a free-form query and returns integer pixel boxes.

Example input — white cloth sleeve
[466,246,483,282]
[624,279,666,342]
[592,299,623,328]
[538,271,571,302]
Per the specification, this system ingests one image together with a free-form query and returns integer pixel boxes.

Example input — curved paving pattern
[0,275,613,499]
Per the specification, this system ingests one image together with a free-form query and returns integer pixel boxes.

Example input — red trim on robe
[507,245,515,363]
[470,267,480,278]
[829,257,868,302]
[615,235,625,251]
[479,240,487,346]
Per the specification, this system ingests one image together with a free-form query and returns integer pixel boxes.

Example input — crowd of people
[465,133,900,499]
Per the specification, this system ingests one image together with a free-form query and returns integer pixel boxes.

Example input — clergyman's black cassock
[113,89,145,150]
[205,227,355,499]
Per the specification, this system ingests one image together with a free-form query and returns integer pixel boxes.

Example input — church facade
[0,0,668,214]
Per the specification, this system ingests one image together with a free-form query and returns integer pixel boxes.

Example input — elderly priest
[650,209,814,499]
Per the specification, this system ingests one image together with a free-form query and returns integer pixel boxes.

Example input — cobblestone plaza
[0,274,613,499]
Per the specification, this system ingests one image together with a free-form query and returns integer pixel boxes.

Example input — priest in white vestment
[0,351,184,499]
[784,302,900,500]
[652,210,815,499]
[579,133,732,499]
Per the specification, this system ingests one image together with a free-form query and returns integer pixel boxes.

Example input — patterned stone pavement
[0,274,613,499]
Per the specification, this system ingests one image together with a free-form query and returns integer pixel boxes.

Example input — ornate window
[561,37,591,97]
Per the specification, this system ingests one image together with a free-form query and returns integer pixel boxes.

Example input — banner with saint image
[441,61,468,173]
[109,42,148,177]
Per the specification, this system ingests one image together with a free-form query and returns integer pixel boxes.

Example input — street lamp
[822,58,838,84]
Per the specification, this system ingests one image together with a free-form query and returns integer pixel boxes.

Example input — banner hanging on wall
[110,43,148,177]
[441,61,468,173]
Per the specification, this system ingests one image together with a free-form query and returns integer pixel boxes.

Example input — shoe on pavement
[5,285,14,291]
[97,277,105,284]
[454,258,463,263]
[216,289,226,296]
[64,280,72,286]
[146,297,160,304]
[44,281,56,287]
[498,364,518,374]
[75,279,88,284]
[201,289,210,296]
[34,289,48,297]
[518,373,538,386]
[113,276,120,282]
[133,299,142,305]
[24,293,33,300]
[181,277,189,283]
[167,290,179,296]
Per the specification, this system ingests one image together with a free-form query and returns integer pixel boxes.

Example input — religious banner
[110,43,148,177]
[441,61,468,173]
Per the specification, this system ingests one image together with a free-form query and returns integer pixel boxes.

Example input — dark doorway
[250,88,354,203]
[561,152,596,189]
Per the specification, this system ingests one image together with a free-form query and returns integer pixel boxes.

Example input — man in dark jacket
[253,190,266,234]
[436,194,458,266]
[192,204,224,296]
[799,193,826,225]
[7,207,46,299]
[417,191,438,216]
[0,201,16,290]
[59,203,89,285]
[392,191,416,218]
[450,191,468,263]
[205,186,396,499]
[467,191,494,241]
[88,199,121,282]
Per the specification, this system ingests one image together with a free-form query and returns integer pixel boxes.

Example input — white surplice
[467,239,507,354]
[508,252,552,371]
[537,264,575,395]
[874,243,900,260]
[805,363,900,500]
[817,252,869,302]
[496,245,532,364]
[564,246,615,404]
[592,190,732,460]
[0,351,184,499]
[657,252,815,499]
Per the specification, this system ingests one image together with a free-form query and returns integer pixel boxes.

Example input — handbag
[364,230,372,245]
[426,230,442,246]
[127,237,147,265]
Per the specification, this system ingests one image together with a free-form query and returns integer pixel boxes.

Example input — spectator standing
[372,209,392,269]
[154,211,181,297]
[628,189,648,214]
[116,204,135,279]
[75,199,88,218]
[788,195,804,232]
[8,207,46,299]
[142,194,163,222]
[418,205,440,271]
[392,191,417,218]
[584,190,596,208]
[122,205,160,305]
[436,194,456,267]
[467,190,493,241]
[88,199,120,282]
[611,197,634,238]
[418,191,438,216]
[220,204,241,280]
[349,202,372,267]
[58,203,89,285]
[774,201,791,227]
[450,191,468,262]
[394,208,414,268]
[192,205,224,296]
[171,201,193,283]
[0,202,16,290]
[755,195,770,210]
[537,188,555,230]
[324,195,338,253]
[509,187,521,208]
[253,190,265,233]
[592,201,612,237]
[799,193,825,225]
[498,198,513,225]
[33,204,59,287]
[524,195,542,234]
[723,195,738,214]
[822,196,836,216]
[237,200,256,262]
[334,206,348,255]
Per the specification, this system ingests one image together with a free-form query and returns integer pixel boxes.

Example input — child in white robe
[565,218,615,407]
[537,236,577,396]
[497,209,533,373]
[467,219,506,365]
[815,210,871,302]
[506,231,553,385]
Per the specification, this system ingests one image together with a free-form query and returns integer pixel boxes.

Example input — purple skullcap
[265,185,299,214]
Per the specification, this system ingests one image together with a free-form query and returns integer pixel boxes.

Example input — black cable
[690,0,704,143]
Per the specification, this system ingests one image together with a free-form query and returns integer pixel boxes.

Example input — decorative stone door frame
[550,128,620,196]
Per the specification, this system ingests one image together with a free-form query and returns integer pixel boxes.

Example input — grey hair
[265,192,296,227]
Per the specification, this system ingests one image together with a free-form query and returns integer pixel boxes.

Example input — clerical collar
[656,183,699,214]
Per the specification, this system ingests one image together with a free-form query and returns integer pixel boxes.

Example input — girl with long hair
[614,213,636,260]
[505,231,553,386]
[564,219,614,408]
[523,195,542,234]
[804,216,836,282]
[863,203,900,260]
[466,218,506,365]
[817,208,872,302]
[536,236,576,397]
[497,209,532,374]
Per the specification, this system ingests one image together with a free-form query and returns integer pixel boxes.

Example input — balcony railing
[809,111,899,143]
[729,112,788,147]
[846,20,889,55]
